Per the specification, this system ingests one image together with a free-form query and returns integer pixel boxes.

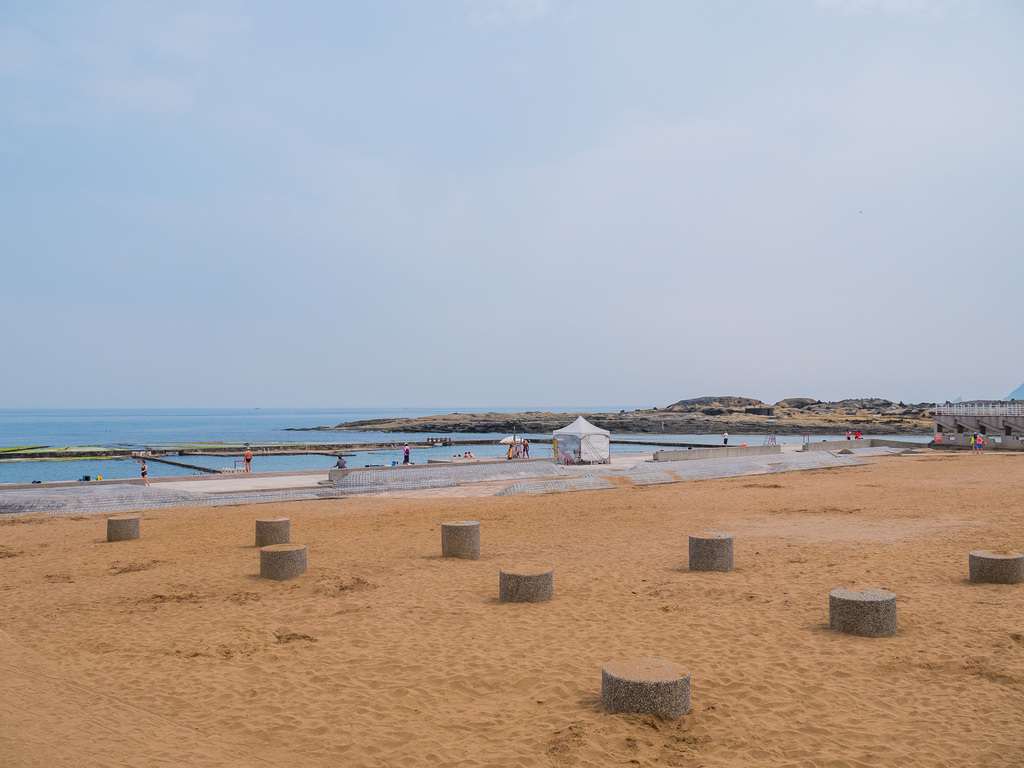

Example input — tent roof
[552,416,610,438]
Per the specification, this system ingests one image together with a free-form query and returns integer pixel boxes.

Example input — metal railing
[934,403,1024,417]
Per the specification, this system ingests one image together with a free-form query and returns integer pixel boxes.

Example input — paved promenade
[0,445,919,516]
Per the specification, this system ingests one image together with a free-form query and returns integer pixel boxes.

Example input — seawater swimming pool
[0,440,652,483]
[0,434,932,484]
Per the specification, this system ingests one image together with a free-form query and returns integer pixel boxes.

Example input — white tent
[553,416,610,465]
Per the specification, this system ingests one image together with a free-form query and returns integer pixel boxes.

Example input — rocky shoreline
[298,396,935,436]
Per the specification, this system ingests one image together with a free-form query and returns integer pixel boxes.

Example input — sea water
[0,408,929,484]
[0,407,479,449]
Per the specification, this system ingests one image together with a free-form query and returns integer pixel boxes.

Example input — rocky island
[299,396,934,436]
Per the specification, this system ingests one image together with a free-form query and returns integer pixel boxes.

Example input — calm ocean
[0,407,927,485]
[0,407,511,449]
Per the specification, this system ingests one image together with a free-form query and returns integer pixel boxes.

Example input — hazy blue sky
[2,0,1022,409]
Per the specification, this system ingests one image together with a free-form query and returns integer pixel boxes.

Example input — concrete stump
[107,515,140,542]
[441,520,480,560]
[688,532,734,572]
[601,658,690,720]
[829,587,897,637]
[499,566,553,603]
[969,550,1024,584]
[260,544,307,580]
[255,517,290,547]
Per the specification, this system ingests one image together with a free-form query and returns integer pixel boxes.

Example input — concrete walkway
[0,445,922,516]
[152,470,330,494]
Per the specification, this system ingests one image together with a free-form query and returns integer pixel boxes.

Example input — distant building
[933,401,1024,450]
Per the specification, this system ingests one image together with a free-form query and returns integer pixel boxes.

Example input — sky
[2,0,1022,409]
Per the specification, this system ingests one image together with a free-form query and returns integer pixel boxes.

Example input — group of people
[508,439,530,459]
[138,445,254,486]
[845,430,863,440]
[341,444,490,468]
[970,432,987,453]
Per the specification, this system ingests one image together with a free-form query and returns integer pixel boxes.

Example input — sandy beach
[2,451,1023,767]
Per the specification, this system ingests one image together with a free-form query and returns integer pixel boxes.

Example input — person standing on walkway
[723,432,729,446]
[403,444,410,465]
[244,446,253,473]
[140,460,150,487]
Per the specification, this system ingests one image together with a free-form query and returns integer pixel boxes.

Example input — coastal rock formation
[313,397,934,436]
[665,396,766,414]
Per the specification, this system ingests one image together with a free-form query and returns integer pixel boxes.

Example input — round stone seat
[498,566,553,603]
[260,544,307,580]
[255,517,290,547]
[688,532,733,572]
[441,521,480,560]
[969,550,1024,584]
[601,657,690,720]
[829,587,897,637]
[107,515,140,542]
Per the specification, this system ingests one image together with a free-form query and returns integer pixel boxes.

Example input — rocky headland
[302,396,934,436]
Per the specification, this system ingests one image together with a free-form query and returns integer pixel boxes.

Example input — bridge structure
[933,402,1024,450]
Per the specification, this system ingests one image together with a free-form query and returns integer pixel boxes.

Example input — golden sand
[2,452,1023,766]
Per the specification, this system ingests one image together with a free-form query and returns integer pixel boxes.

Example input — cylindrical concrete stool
[441,520,480,560]
[689,532,733,572]
[602,658,690,720]
[829,587,897,637]
[499,566,553,603]
[255,517,290,547]
[969,550,1024,584]
[260,544,307,580]
[107,515,140,542]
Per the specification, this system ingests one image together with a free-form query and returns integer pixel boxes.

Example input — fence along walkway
[934,402,1024,416]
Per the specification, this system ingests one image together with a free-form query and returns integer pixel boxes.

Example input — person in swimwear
[140,459,150,487]
[244,446,253,472]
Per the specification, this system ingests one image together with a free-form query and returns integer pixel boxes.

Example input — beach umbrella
[498,435,524,444]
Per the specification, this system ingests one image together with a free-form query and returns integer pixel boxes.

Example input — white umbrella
[498,435,524,444]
